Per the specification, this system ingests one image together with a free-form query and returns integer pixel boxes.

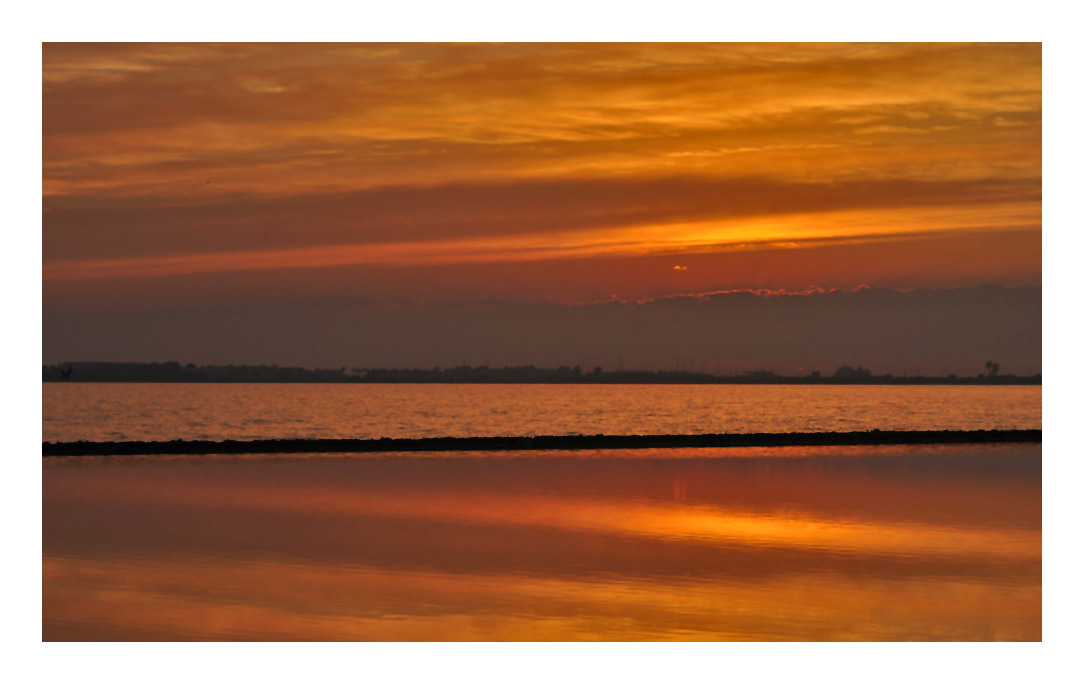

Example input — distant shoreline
[42,429,1041,457]
[42,362,1041,386]
[40,379,1042,385]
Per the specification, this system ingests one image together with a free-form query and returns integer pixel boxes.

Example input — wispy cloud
[44,43,1041,196]
[42,43,1042,294]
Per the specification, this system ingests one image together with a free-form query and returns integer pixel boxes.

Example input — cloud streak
[44,175,1040,265]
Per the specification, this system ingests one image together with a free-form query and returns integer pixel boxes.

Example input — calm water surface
[42,444,1041,641]
[42,383,1042,640]
[42,383,1041,442]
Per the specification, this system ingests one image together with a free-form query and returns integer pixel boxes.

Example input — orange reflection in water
[45,467,1038,561]
[43,554,1038,642]
[42,445,1041,641]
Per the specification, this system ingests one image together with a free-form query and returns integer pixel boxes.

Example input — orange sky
[42,43,1042,372]
[43,42,1041,298]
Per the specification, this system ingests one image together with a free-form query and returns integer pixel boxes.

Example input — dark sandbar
[42,429,1041,457]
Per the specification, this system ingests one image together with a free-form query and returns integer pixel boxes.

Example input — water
[43,444,1041,641]
[41,383,1042,640]
[42,383,1042,442]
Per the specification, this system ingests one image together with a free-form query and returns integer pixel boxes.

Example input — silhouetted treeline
[41,361,355,383]
[43,361,1042,384]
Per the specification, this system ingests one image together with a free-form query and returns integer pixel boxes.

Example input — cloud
[42,43,1041,293]
[43,43,1041,199]
[43,175,1041,265]
[41,43,1043,337]
[42,227,1041,309]
[43,285,1042,377]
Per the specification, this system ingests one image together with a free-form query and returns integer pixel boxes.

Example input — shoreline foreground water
[43,428,1041,457]
[44,440,1042,640]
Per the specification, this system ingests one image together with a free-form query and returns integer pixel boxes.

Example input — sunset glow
[44,43,1040,291]
[42,42,1042,373]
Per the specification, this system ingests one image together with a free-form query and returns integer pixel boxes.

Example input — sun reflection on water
[43,444,1041,641]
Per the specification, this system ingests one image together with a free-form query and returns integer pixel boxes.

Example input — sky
[42,42,1042,375]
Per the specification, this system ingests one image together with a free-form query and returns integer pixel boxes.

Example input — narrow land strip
[42,430,1041,457]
